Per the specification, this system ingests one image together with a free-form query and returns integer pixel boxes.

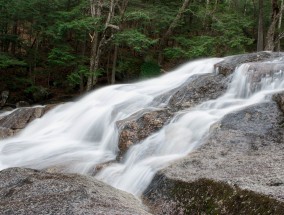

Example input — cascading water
[0,58,284,197]
[0,59,220,173]
[97,62,284,195]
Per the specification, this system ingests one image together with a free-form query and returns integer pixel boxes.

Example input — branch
[107,24,120,30]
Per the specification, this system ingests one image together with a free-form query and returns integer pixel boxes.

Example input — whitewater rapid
[0,58,284,196]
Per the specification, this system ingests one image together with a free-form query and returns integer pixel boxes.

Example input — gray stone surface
[0,168,151,215]
[143,101,284,214]
[273,91,284,113]
[117,74,228,161]
[1,91,9,106]
[215,52,283,76]
[168,73,227,111]
[117,108,173,160]
[0,127,15,139]
[0,105,58,139]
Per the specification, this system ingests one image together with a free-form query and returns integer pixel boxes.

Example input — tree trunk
[87,0,120,91]
[86,0,102,91]
[80,35,87,93]
[111,45,118,84]
[87,31,99,91]
[110,0,128,85]
[277,0,284,51]
[11,21,18,55]
[265,0,284,51]
[257,0,264,51]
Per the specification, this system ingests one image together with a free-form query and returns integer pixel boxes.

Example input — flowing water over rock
[0,55,284,201]
[97,62,284,196]
[0,59,220,173]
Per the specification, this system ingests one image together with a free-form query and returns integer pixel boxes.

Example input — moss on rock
[143,175,284,215]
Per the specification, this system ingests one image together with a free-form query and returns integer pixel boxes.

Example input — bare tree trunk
[11,21,18,55]
[87,31,99,91]
[158,0,190,65]
[257,0,264,51]
[80,35,87,93]
[110,0,129,85]
[87,0,119,91]
[111,45,118,84]
[265,0,284,51]
[277,0,284,51]
[87,0,102,91]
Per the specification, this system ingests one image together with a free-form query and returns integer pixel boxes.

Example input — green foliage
[24,85,50,102]
[48,46,76,67]
[125,11,151,22]
[67,65,89,87]
[116,57,142,80]
[114,29,157,52]
[140,61,160,79]
[0,53,27,69]
[164,36,216,59]
[164,47,187,59]
[212,13,254,55]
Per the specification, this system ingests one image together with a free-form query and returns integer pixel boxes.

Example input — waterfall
[0,59,220,172]
[0,58,284,197]
[96,62,284,195]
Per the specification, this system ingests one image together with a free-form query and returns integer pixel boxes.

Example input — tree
[87,0,120,91]
[111,0,129,85]
[265,0,284,51]
[257,0,264,51]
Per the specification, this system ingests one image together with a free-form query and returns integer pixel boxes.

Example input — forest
[0,0,283,104]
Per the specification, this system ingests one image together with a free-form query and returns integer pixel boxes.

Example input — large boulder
[1,91,9,106]
[215,52,283,76]
[168,74,227,111]
[143,101,284,214]
[0,104,58,139]
[117,108,173,160]
[0,168,151,215]
[0,107,45,130]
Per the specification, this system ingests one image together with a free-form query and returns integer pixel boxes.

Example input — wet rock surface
[273,91,284,113]
[117,108,173,160]
[0,107,45,130]
[0,168,151,215]
[215,52,283,76]
[168,74,227,111]
[0,127,15,139]
[143,101,284,214]
[117,52,284,164]
[117,74,228,160]
[0,105,57,139]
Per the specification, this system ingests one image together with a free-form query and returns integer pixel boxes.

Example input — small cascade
[96,62,284,196]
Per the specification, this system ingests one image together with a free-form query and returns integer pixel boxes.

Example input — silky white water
[97,62,284,195]
[0,58,284,197]
[0,59,220,172]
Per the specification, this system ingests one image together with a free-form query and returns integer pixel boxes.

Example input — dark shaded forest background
[0,0,283,104]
